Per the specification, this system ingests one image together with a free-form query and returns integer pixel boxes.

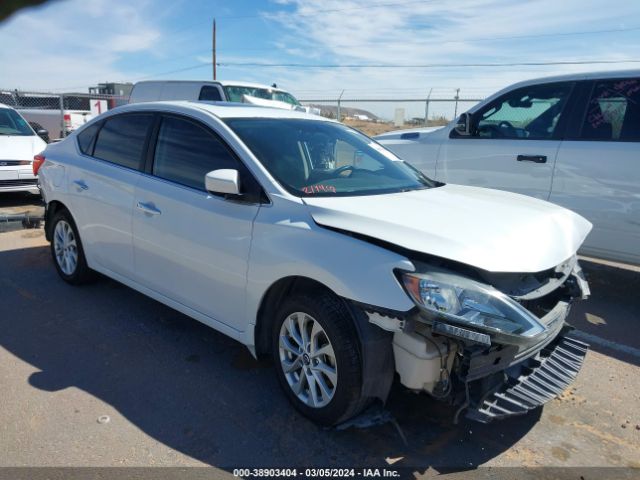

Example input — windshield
[225,118,436,197]
[223,86,300,105]
[0,108,35,136]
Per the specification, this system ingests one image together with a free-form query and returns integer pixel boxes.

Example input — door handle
[73,179,88,190]
[136,201,161,216]
[517,154,547,163]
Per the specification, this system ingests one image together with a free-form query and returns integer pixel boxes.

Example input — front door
[132,114,260,331]
[437,82,575,201]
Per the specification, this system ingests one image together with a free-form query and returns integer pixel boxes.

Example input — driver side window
[476,83,573,140]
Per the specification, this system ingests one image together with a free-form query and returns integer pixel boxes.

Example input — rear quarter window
[77,122,101,155]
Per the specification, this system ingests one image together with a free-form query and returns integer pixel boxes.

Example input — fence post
[424,88,432,126]
[58,94,65,138]
[453,88,460,118]
[337,89,344,122]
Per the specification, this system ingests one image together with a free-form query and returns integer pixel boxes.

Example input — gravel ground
[0,196,639,476]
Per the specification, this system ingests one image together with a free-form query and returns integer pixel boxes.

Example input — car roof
[503,69,640,90]
[217,80,287,92]
[116,100,333,121]
[132,79,290,93]
[0,102,15,110]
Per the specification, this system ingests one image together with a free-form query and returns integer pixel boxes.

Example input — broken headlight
[401,269,546,345]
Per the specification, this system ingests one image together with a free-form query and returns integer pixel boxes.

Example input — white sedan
[38,101,591,425]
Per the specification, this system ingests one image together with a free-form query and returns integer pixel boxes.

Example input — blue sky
[2,0,640,118]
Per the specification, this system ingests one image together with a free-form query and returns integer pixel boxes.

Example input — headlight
[401,269,545,345]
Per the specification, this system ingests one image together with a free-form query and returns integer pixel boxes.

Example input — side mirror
[36,129,50,142]
[29,122,50,143]
[454,112,473,136]
[205,169,240,195]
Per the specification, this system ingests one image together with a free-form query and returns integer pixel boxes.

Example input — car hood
[0,135,46,160]
[303,184,592,273]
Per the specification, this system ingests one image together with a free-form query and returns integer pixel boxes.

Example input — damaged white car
[38,102,591,426]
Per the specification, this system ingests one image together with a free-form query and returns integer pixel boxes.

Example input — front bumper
[464,327,588,423]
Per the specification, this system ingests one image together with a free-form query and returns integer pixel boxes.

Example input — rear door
[551,77,640,264]
[132,113,261,331]
[436,82,575,200]
[68,113,154,277]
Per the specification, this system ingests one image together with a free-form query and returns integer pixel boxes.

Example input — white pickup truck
[376,70,640,266]
[18,109,92,142]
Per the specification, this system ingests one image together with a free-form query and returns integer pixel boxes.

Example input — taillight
[63,114,72,130]
[33,154,45,176]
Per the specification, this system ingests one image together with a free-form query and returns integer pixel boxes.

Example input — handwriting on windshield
[302,185,337,194]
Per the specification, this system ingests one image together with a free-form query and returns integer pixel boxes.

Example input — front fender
[244,196,415,336]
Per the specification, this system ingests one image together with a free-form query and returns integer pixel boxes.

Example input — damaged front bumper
[361,258,590,423]
[464,327,588,423]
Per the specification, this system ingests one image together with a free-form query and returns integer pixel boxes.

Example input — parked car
[128,80,320,114]
[38,101,591,425]
[0,103,46,194]
[376,70,640,266]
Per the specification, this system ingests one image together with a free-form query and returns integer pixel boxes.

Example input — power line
[215,59,640,69]
[136,58,640,81]
[135,24,640,73]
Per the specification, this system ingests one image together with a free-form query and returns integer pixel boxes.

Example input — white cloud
[0,0,161,90]
[257,0,640,118]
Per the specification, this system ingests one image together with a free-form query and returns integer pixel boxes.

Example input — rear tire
[50,209,94,285]
[271,292,368,426]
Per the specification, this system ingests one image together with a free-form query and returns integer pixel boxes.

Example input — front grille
[0,160,31,166]
[465,332,588,423]
[0,179,38,187]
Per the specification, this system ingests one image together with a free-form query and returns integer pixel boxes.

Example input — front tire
[272,292,368,426]
[50,209,93,284]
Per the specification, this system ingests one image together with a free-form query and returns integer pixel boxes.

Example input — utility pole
[212,18,217,80]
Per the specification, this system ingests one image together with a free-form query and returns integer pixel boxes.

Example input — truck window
[475,83,572,140]
[580,78,640,142]
[198,86,223,101]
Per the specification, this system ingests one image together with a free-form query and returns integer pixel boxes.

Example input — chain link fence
[298,89,485,133]
[1,89,126,141]
[2,87,486,141]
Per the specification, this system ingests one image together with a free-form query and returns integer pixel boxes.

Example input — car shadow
[568,259,640,366]
[0,243,540,471]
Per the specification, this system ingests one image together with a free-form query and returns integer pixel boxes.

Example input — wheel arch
[254,275,336,358]
[44,199,71,241]
[254,274,397,407]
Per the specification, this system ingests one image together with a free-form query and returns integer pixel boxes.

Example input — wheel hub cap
[279,312,338,408]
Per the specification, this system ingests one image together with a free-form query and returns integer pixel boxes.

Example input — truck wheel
[272,292,368,426]
[50,209,93,285]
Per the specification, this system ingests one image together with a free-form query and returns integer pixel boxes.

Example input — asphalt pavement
[0,195,639,475]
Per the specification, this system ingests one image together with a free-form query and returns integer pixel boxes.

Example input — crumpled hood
[0,135,46,160]
[304,184,592,273]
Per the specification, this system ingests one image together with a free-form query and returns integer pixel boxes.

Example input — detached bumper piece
[465,334,588,423]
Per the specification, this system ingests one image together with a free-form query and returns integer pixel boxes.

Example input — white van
[0,103,47,194]
[128,80,318,114]
[376,70,640,266]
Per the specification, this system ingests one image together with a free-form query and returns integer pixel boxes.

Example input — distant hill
[307,104,380,121]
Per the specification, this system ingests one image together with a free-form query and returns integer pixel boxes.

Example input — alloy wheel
[278,312,338,408]
[53,220,78,276]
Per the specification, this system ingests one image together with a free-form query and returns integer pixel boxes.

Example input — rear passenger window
[93,114,153,169]
[153,116,238,190]
[580,79,640,141]
[77,122,100,155]
[199,86,222,101]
